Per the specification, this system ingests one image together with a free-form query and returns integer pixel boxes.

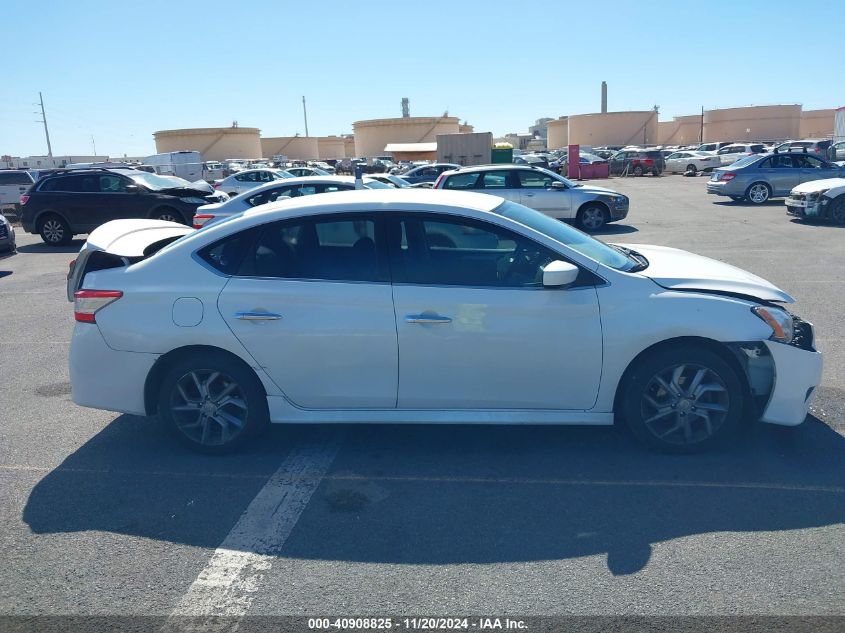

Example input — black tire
[651,168,660,176]
[828,196,845,225]
[621,344,745,454]
[728,195,744,202]
[152,207,185,224]
[632,165,644,177]
[577,203,608,232]
[686,164,697,175]
[228,192,239,198]
[745,182,771,205]
[38,213,72,246]
[157,350,269,454]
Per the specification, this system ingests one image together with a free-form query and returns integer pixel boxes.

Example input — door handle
[523,193,535,197]
[405,314,452,324]
[236,311,283,321]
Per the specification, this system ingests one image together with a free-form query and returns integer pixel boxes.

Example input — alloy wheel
[157,211,180,223]
[639,363,730,446]
[42,219,65,243]
[169,369,248,446]
[747,184,770,204]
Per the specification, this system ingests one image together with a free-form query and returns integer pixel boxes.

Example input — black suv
[20,168,226,245]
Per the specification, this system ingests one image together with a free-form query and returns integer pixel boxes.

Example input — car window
[0,172,33,185]
[442,173,480,190]
[481,171,512,189]
[99,175,129,192]
[517,169,555,188]
[246,186,293,207]
[667,153,680,160]
[197,227,261,275]
[391,215,559,288]
[321,184,353,193]
[795,155,827,169]
[238,215,385,282]
[769,155,795,168]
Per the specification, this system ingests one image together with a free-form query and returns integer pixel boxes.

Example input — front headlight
[751,306,794,344]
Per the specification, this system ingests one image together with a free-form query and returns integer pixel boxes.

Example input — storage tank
[799,109,835,139]
[153,127,261,161]
[343,136,356,158]
[317,136,347,160]
[703,105,800,142]
[546,118,569,149]
[567,111,657,147]
[658,115,702,145]
[353,116,460,158]
[260,136,319,161]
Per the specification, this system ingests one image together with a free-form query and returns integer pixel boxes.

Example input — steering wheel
[500,245,541,285]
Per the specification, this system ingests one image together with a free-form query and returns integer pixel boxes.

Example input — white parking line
[161,438,341,627]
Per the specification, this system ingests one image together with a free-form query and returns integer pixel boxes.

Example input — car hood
[790,177,845,194]
[615,243,794,303]
[574,184,618,195]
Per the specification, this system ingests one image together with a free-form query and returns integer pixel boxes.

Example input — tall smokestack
[601,81,607,113]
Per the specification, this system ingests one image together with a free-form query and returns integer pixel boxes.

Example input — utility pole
[302,96,309,137]
[91,136,97,155]
[699,106,704,143]
[37,92,53,157]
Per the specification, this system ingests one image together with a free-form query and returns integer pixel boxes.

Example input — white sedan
[213,168,293,197]
[67,190,822,454]
[663,151,722,174]
[193,176,392,228]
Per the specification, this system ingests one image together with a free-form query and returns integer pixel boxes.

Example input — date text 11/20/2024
[308,617,528,630]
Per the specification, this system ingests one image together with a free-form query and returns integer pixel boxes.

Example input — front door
[217,213,398,408]
[388,213,603,410]
[758,155,801,196]
[516,169,573,220]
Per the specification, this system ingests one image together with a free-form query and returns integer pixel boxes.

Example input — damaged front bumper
[785,193,829,218]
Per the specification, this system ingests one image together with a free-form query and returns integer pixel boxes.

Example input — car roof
[241,188,501,220]
[229,175,375,193]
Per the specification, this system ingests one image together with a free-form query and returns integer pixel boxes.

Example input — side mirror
[550,181,567,190]
[542,260,579,288]
[125,184,140,193]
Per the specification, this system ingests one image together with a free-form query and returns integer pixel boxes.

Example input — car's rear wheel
[621,345,745,453]
[745,182,771,205]
[577,204,608,232]
[153,207,185,224]
[686,164,697,175]
[632,165,644,177]
[38,214,72,246]
[828,196,845,225]
[158,351,269,454]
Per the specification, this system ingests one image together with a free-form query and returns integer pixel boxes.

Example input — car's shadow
[713,200,785,207]
[790,218,845,229]
[16,239,85,254]
[22,416,845,575]
[595,224,638,235]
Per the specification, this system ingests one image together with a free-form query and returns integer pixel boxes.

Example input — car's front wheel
[745,182,771,205]
[686,164,698,175]
[621,345,745,453]
[828,196,845,225]
[158,351,269,454]
[38,213,72,246]
[153,207,185,224]
[632,165,644,177]
[577,204,608,232]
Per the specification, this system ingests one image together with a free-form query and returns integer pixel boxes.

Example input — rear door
[38,174,101,232]
[216,213,398,408]
[516,169,572,219]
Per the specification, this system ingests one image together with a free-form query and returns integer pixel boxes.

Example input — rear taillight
[20,194,29,205]
[433,174,445,189]
[193,214,215,229]
[213,182,221,189]
[74,290,122,323]
[644,159,653,166]
[721,172,736,182]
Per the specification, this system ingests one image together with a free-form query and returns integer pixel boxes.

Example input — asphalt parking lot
[0,175,843,626]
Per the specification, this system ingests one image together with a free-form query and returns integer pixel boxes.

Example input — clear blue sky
[2,0,842,158]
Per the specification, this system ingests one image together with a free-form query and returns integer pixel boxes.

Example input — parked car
[706,152,845,204]
[514,154,550,169]
[591,149,617,160]
[0,170,35,213]
[609,150,664,176]
[213,168,293,197]
[285,167,331,178]
[715,143,767,166]
[785,177,845,224]
[773,139,834,159]
[0,212,16,259]
[549,152,607,175]
[400,163,461,184]
[66,189,821,454]
[434,164,628,231]
[663,151,722,174]
[830,141,845,162]
[365,173,413,188]
[193,176,392,228]
[19,169,228,245]
[695,142,735,154]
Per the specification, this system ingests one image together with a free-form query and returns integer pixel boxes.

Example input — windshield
[126,172,194,190]
[362,179,393,189]
[497,200,639,271]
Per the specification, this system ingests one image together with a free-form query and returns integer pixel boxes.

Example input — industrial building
[260,136,319,161]
[658,115,702,146]
[153,127,262,161]
[546,118,569,149]
[352,116,461,158]
[317,136,346,160]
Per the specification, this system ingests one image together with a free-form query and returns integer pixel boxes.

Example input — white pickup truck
[785,177,845,224]
[0,170,35,215]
